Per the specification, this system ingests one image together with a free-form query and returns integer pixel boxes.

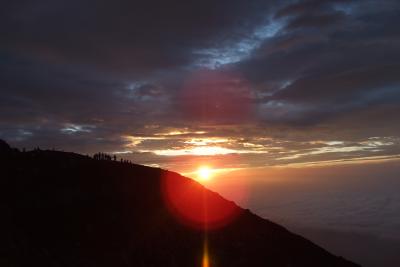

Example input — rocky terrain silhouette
[0,140,360,266]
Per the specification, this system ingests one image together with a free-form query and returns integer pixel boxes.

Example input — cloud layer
[1,0,400,169]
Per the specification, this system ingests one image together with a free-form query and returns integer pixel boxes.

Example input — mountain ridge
[0,140,360,266]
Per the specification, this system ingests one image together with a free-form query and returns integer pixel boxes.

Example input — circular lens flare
[161,172,242,230]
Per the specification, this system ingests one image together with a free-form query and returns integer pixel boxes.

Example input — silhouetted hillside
[0,139,12,154]
[0,140,360,267]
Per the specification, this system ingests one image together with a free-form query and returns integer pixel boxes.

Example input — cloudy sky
[2,2,400,265]
[1,0,400,175]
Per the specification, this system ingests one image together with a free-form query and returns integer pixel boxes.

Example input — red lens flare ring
[161,172,242,230]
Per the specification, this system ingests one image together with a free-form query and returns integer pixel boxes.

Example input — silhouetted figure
[93,152,113,161]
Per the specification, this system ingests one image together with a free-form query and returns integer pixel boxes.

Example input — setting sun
[197,166,213,181]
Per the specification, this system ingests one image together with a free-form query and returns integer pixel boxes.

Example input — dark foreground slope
[0,142,360,267]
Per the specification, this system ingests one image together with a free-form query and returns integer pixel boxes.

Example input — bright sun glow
[197,166,213,181]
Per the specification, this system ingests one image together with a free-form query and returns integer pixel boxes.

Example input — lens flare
[202,238,210,267]
[161,172,242,230]
[179,70,252,123]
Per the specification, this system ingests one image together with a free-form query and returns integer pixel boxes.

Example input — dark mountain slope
[0,142,360,267]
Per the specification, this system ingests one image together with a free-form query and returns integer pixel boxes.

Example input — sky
[1,1,400,171]
[1,0,400,175]
[1,1,400,265]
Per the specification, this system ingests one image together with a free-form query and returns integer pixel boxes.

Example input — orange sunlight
[197,166,213,181]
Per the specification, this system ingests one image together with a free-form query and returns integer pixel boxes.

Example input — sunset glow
[152,146,238,156]
[197,166,213,181]
[3,0,399,265]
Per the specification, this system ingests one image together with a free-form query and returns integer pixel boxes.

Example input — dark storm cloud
[285,12,346,29]
[0,0,399,166]
[0,0,277,74]
[0,54,123,122]
[274,0,354,18]
[235,0,400,127]
[0,0,280,150]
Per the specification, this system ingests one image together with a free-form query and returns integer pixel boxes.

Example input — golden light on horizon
[197,166,213,181]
